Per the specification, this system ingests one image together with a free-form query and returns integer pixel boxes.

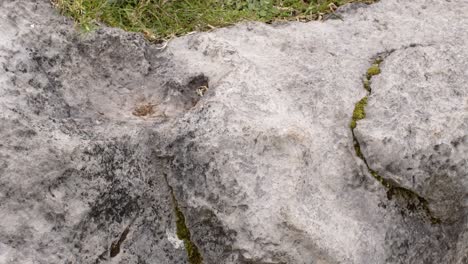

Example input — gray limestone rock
[354,45,468,224]
[0,1,188,263]
[0,0,467,263]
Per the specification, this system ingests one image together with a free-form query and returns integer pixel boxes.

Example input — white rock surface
[0,0,467,263]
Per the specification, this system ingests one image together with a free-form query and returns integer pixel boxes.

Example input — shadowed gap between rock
[350,50,442,224]
[163,173,204,264]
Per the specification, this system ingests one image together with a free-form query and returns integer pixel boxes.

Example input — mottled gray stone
[354,45,468,223]
[0,0,467,263]
[0,1,188,263]
[354,44,468,262]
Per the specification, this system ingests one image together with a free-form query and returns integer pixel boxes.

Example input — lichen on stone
[363,79,371,92]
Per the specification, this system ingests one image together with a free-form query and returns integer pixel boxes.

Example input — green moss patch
[366,64,381,79]
[164,175,203,264]
[350,96,367,129]
[350,57,441,224]
[174,204,203,264]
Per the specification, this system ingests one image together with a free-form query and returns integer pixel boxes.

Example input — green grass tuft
[52,0,377,41]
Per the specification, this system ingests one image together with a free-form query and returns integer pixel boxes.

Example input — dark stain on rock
[164,74,209,110]
[110,225,131,258]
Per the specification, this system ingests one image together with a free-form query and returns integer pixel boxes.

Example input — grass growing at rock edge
[52,0,377,41]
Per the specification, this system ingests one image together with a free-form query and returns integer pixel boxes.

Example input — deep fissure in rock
[350,54,441,224]
[164,174,204,264]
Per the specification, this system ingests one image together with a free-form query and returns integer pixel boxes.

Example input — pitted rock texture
[0,1,189,263]
[354,45,468,224]
[0,0,467,264]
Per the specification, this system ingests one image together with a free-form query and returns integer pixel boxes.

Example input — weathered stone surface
[354,44,468,262]
[354,45,468,223]
[0,0,467,264]
[0,1,188,263]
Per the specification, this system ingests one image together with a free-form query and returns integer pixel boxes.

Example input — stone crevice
[350,51,441,224]
[163,174,204,264]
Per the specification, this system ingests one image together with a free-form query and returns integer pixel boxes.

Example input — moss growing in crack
[164,175,203,264]
[387,187,442,224]
[174,204,203,264]
[366,64,381,79]
[369,169,391,189]
[350,96,368,129]
[350,56,441,224]
[353,130,442,223]
[363,58,382,91]
[363,79,371,92]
